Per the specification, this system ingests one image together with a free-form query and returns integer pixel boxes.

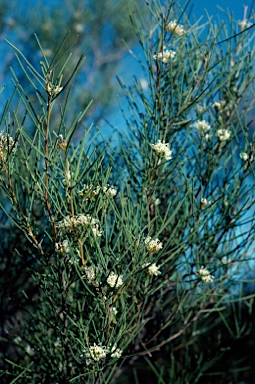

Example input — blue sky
[191,0,254,17]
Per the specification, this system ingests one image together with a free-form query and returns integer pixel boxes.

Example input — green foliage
[1,1,255,383]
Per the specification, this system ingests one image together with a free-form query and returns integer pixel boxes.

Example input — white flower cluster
[82,343,122,365]
[79,184,100,199]
[111,344,123,358]
[0,131,16,161]
[150,140,173,161]
[153,48,176,63]
[83,344,108,365]
[56,214,102,237]
[196,266,214,283]
[153,20,185,62]
[79,184,117,199]
[193,120,211,135]
[166,20,185,36]
[240,152,253,162]
[106,272,123,288]
[142,262,161,276]
[83,265,99,287]
[193,120,231,142]
[145,236,163,254]
[55,239,70,254]
[46,82,63,96]
[216,129,231,141]
[103,185,117,198]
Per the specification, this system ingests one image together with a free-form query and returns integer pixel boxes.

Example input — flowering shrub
[1,1,255,383]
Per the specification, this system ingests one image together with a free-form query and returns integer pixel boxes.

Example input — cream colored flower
[0,131,16,161]
[83,266,99,287]
[111,345,123,359]
[46,82,63,96]
[196,266,214,283]
[221,256,230,265]
[55,239,70,254]
[74,23,84,33]
[143,262,161,276]
[145,236,163,254]
[83,343,109,365]
[79,184,100,199]
[205,134,212,141]
[56,214,102,236]
[103,185,117,198]
[201,198,211,208]
[166,20,185,36]
[193,120,211,135]
[150,140,173,160]
[153,49,176,63]
[240,152,249,161]
[25,344,35,356]
[217,129,231,141]
[238,19,252,31]
[106,272,123,288]
[212,100,226,111]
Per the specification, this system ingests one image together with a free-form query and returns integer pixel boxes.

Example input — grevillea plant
[1,1,255,383]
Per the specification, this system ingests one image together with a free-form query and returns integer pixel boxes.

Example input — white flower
[79,184,100,199]
[196,266,214,283]
[46,82,63,96]
[106,272,123,288]
[221,256,230,265]
[201,198,211,208]
[111,345,123,359]
[193,120,211,135]
[55,239,70,254]
[25,344,35,356]
[0,131,16,161]
[166,20,185,36]
[216,129,231,141]
[205,134,212,141]
[103,185,117,198]
[74,23,84,33]
[145,236,163,254]
[91,225,103,237]
[154,198,161,206]
[153,49,176,63]
[195,104,207,114]
[140,78,149,90]
[112,307,118,316]
[143,263,161,276]
[150,140,173,160]
[79,184,117,199]
[238,19,252,31]
[240,152,249,161]
[83,266,99,287]
[83,343,109,365]
[212,100,226,111]
[56,214,102,236]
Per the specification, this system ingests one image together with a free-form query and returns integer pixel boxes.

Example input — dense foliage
[1,1,255,383]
